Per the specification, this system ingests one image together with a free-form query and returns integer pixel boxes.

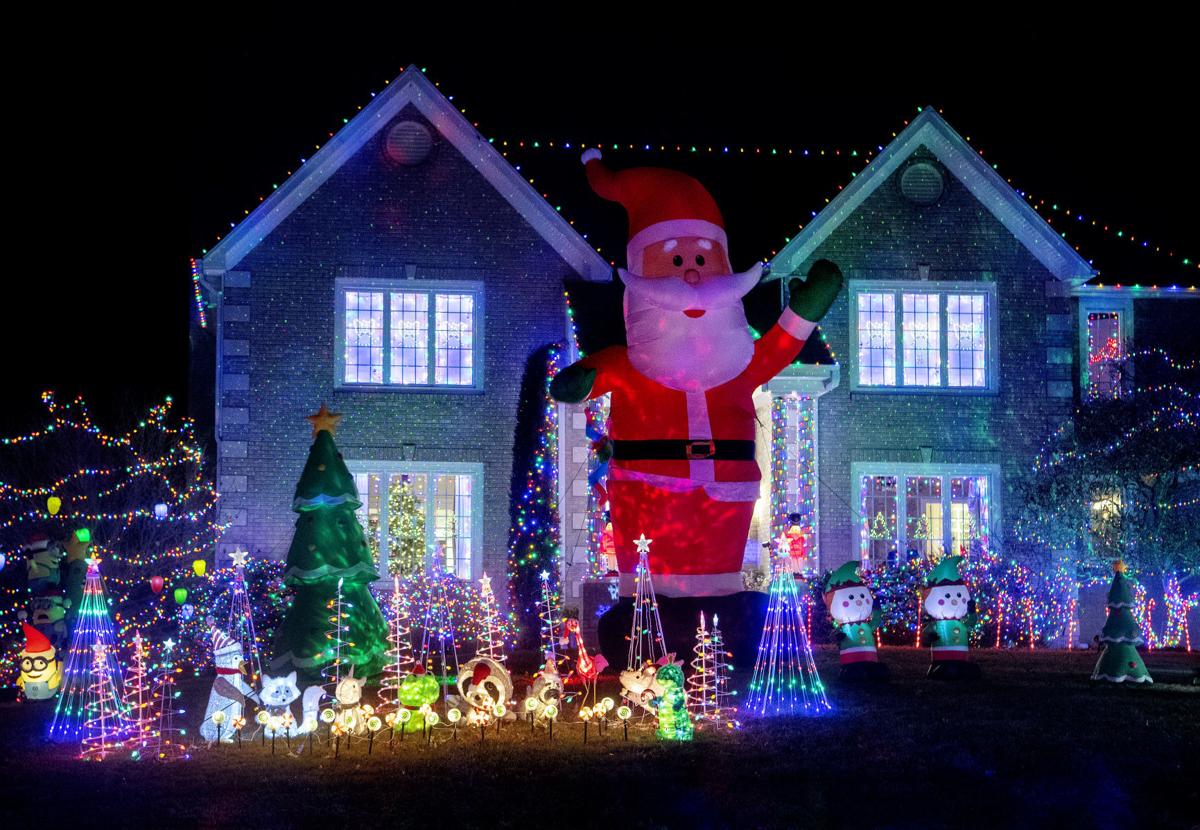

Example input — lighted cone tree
[152,639,189,761]
[475,574,507,663]
[539,571,564,667]
[123,630,156,753]
[418,561,462,688]
[80,643,124,761]
[745,547,830,717]
[272,406,388,680]
[378,576,415,716]
[223,548,264,687]
[687,612,737,726]
[48,556,128,743]
[1091,560,1153,684]
[627,535,668,671]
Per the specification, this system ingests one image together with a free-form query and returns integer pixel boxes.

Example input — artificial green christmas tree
[1091,560,1153,684]
[272,405,389,679]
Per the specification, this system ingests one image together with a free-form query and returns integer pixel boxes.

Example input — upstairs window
[1086,311,1123,399]
[851,282,996,392]
[336,280,483,390]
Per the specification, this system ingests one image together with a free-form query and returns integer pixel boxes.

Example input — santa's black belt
[610,439,755,461]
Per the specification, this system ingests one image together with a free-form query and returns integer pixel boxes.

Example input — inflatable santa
[552,150,842,600]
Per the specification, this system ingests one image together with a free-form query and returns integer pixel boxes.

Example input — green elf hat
[824,561,865,592]
[927,555,965,587]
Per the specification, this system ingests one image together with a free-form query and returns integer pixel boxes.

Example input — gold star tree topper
[306,404,343,438]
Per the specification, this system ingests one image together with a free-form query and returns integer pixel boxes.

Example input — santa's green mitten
[788,259,844,322]
[549,363,597,404]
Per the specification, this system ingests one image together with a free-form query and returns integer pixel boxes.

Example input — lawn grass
[0,647,1195,829]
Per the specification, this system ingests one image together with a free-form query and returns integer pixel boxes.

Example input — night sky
[4,25,1194,431]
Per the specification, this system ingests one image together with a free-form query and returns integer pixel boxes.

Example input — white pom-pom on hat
[581,148,603,165]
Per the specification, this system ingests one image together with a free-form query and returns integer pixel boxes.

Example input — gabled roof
[768,108,1096,283]
[200,65,611,281]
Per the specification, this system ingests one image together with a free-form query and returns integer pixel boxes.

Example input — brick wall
[211,106,581,596]
[788,148,1073,568]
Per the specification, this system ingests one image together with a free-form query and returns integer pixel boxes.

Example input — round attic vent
[900,160,945,205]
[384,120,433,166]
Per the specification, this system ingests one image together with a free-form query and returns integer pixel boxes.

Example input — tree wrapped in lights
[508,344,564,647]
[271,406,388,680]
[746,547,830,718]
[80,643,124,761]
[1092,561,1153,684]
[0,393,225,685]
[475,574,507,663]
[378,577,415,716]
[48,556,129,742]
[1015,349,1200,583]
[378,477,426,577]
[687,612,737,726]
[123,630,156,752]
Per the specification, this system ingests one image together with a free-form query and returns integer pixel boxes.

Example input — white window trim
[850,461,1001,566]
[848,280,999,394]
[1078,295,1133,394]
[346,459,484,582]
[334,277,485,392]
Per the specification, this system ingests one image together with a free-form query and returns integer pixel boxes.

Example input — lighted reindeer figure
[561,617,608,710]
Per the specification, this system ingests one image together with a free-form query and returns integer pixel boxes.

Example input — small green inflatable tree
[272,405,388,680]
[1091,560,1153,684]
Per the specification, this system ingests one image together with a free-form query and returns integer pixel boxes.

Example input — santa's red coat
[579,308,813,595]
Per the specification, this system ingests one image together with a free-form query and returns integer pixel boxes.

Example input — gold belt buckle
[686,440,715,460]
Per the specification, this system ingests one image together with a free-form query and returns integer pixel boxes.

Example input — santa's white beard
[620,264,761,392]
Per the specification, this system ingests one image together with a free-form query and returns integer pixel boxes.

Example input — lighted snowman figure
[822,561,888,681]
[921,556,980,680]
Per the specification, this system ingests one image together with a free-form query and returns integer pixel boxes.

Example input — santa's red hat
[581,149,727,272]
[471,661,491,686]
[22,622,53,654]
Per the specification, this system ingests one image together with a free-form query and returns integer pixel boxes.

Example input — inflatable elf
[822,562,888,680]
[921,556,980,679]
[1091,560,1152,684]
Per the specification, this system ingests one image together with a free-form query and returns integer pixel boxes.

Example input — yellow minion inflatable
[18,622,62,701]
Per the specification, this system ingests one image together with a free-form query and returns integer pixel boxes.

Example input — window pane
[343,291,384,383]
[435,293,474,386]
[902,293,942,386]
[905,476,944,561]
[861,475,898,566]
[947,294,987,388]
[1087,311,1122,398]
[387,473,427,577]
[433,474,473,579]
[353,473,383,567]
[389,292,429,385]
[950,476,988,556]
[857,293,896,386]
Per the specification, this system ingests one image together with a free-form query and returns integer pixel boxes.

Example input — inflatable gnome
[1091,560,1152,684]
[552,151,843,652]
[823,562,888,681]
[921,556,980,680]
[17,622,62,701]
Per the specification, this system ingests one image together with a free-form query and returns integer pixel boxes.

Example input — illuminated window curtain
[902,293,941,386]
[905,476,944,561]
[947,294,987,388]
[861,475,898,566]
[433,474,473,579]
[343,291,384,383]
[949,476,988,556]
[389,292,429,384]
[1086,311,1122,398]
[435,293,474,386]
[857,292,896,386]
[353,472,384,565]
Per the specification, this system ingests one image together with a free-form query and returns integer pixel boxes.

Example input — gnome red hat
[581,149,727,272]
[22,621,53,655]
